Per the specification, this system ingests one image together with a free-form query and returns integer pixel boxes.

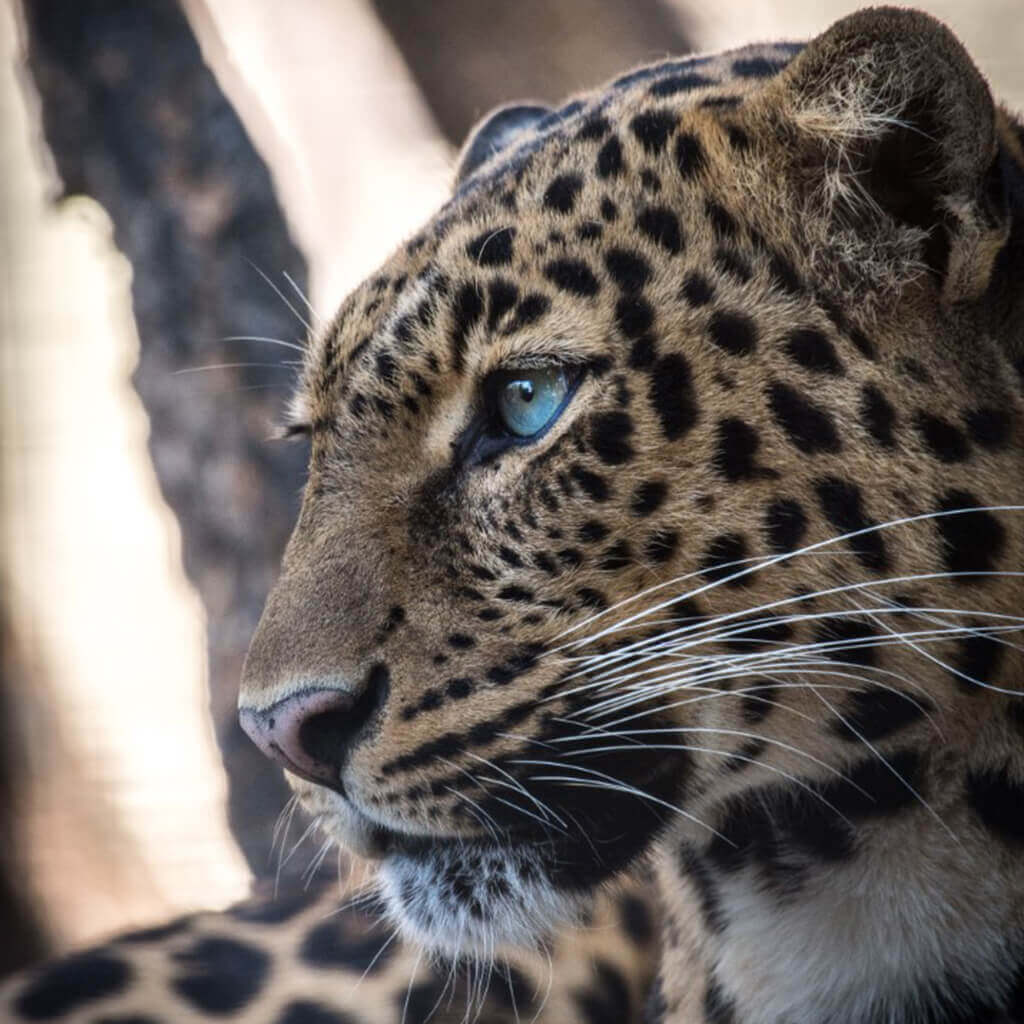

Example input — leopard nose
[239,667,390,788]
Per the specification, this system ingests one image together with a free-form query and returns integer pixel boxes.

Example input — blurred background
[1,0,1020,979]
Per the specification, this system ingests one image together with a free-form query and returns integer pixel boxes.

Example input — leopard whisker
[246,257,314,334]
[548,506,1024,650]
[509,759,730,842]
[219,333,305,352]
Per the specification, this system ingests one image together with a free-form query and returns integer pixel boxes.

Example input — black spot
[636,206,683,254]
[571,464,611,502]
[675,133,706,178]
[92,1016,161,1024]
[596,136,625,178]
[498,545,524,568]
[544,174,584,213]
[701,533,749,585]
[450,282,484,373]
[951,632,1004,693]
[577,222,603,241]
[709,310,757,355]
[768,251,802,294]
[506,293,551,333]
[447,633,475,649]
[649,354,698,441]
[714,418,766,482]
[631,480,668,517]
[491,964,536,1014]
[817,618,881,669]
[815,477,889,571]
[768,381,841,454]
[707,749,923,879]
[915,412,970,462]
[487,278,519,330]
[649,72,714,97]
[714,247,752,283]
[732,56,785,78]
[740,683,779,724]
[558,547,584,567]
[399,978,447,1024]
[784,328,843,374]
[967,764,1024,846]
[446,677,475,699]
[681,271,714,306]
[935,490,1006,581]
[615,295,654,338]
[831,688,930,741]
[701,95,742,109]
[631,109,677,153]
[860,384,896,447]
[299,917,395,973]
[764,498,806,555]
[600,196,618,221]
[619,894,655,946]
[645,529,679,564]
[171,937,270,1014]
[590,411,635,464]
[579,519,610,544]
[579,115,611,140]
[228,887,320,924]
[276,1001,358,1024]
[629,335,658,369]
[13,951,131,1020]
[639,168,661,192]
[965,406,1012,449]
[545,259,600,297]
[727,125,750,152]
[574,959,633,1024]
[848,327,876,359]
[498,585,534,602]
[577,587,608,611]
[605,248,652,292]
[706,200,738,238]
[601,540,633,571]
[467,226,515,266]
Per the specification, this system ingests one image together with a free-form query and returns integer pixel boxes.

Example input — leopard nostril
[239,664,390,789]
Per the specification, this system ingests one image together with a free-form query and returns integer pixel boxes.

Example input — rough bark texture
[371,0,694,146]
[20,0,310,884]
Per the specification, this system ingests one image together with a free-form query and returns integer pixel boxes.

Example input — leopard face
[239,8,1024,991]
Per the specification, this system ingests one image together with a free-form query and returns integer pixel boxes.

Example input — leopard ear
[455,103,552,186]
[776,7,1010,303]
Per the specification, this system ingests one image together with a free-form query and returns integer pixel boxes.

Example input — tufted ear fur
[776,7,1011,304]
[455,103,552,186]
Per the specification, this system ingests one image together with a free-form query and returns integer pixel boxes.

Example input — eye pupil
[494,367,572,439]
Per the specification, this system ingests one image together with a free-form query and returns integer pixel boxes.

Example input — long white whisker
[247,258,314,333]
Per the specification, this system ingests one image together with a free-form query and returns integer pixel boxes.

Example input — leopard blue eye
[494,367,572,438]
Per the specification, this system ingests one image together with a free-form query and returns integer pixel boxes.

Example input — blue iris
[495,367,571,438]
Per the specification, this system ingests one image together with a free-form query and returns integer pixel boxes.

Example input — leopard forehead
[293,41,821,437]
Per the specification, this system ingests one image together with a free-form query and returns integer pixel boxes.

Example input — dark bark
[371,0,694,146]
[20,0,311,884]
[0,609,50,977]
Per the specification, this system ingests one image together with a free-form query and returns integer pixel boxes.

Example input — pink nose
[239,676,387,789]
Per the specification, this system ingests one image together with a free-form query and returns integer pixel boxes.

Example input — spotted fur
[6,8,1024,1024]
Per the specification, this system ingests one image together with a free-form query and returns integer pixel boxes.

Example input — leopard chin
[378,840,587,957]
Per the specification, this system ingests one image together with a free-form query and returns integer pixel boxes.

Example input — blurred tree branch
[19,0,308,884]
[371,0,693,145]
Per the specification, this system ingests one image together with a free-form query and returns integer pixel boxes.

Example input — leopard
[3,7,1023,1023]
